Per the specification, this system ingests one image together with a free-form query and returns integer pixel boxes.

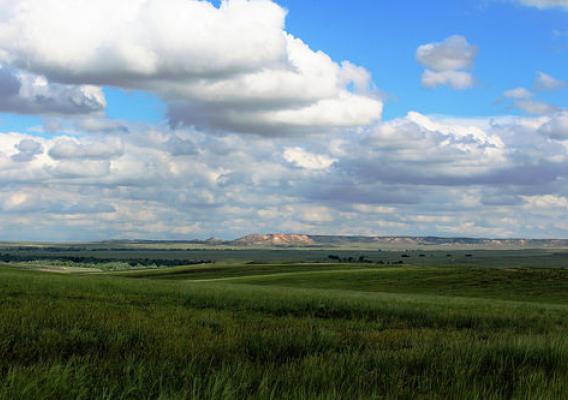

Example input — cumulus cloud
[417,36,477,71]
[2,1,568,240]
[48,138,124,160]
[416,35,477,89]
[2,111,568,239]
[165,134,199,156]
[162,34,383,134]
[421,70,474,90]
[12,139,43,162]
[283,147,336,170]
[0,0,382,135]
[538,112,568,140]
[0,189,115,215]
[337,112,508,185]
[522,194,568,209]
[0,0,287,83]
[75,117,129,133]
[49,160,111,179]
[0,66,105,114]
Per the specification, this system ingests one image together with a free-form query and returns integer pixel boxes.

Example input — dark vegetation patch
[0,253,211,267]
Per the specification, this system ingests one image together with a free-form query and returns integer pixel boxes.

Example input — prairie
[2,249,568,399]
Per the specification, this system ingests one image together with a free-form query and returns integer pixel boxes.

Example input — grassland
[2,248,568,398]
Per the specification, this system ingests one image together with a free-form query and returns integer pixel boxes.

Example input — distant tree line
[3,247,214,252]
[0,253,212,267]
[327,255,404,265]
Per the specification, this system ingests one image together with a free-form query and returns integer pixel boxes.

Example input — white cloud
[0,0,288,83]
[165,135,199,157]
[0,187,115,215]
[514,99,558,115]
[421,70,474,90]
[518,0,568,10]
[283,147,336,170]
[416,35,477,90]
[12,138,43,162]
[504,87,533,99]
[3,192,29,211]
[2,111,568,239]
[539,112,568,140]
[48,137,124,160]
[416,35,477,72]
[535,71,566,90]
[167,34,383,134]
[75,117,129,133]
[353,111,507,180]
[0,66,105,114]
[1,0,568,240]
[502,78,562,115]
[299,206,335,223]
[352,204,396,214]
[49,160,111,179]
[0,0,382,135]
[522,195,568,209]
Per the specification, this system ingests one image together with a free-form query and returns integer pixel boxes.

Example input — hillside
[95,234,568,249]
[227,234,568,249]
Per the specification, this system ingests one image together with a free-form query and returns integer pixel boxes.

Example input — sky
[0,0,567,241]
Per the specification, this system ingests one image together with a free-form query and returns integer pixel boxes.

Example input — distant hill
[98,234,568,249]
[225,234,568,249]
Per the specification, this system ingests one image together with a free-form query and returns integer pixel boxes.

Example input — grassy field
[3,250,568,398]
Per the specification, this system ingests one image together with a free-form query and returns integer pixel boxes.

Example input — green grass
[115,262,380,281]
[231,266,568,305]
[3,253,568,399]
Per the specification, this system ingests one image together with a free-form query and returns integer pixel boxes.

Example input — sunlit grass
[2,265,568,398]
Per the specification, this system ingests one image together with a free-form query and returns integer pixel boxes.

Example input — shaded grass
[232,266,568,305]
[115,262,380,281]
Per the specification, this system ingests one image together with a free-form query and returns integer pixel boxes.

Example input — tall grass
[2,268,568,398]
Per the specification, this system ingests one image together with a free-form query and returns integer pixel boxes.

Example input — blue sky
[0,0,567,240]
[279,0,568,119]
